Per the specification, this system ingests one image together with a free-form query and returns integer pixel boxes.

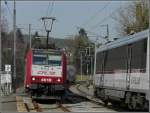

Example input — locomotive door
[126,44,132,89]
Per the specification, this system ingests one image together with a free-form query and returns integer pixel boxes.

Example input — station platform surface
[0,94,17,112]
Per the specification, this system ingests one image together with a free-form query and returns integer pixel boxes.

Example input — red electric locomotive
[24,48,67,99]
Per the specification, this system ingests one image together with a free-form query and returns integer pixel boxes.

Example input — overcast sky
[3,0,131,42]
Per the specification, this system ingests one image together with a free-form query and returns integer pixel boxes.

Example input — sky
[2,0,131,42]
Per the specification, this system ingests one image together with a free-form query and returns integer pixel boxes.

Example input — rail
[32,100,42,112]
[57,103,71,112]
[75,84,126,112]
[16,96,42,112]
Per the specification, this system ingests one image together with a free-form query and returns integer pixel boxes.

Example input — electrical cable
[4,0,13,17]
[81,1,111,28]
[88,11,114,31]
[88,1,126,31]
[46,0,54,17]
[49,1,54,17]
[46,2,51,17]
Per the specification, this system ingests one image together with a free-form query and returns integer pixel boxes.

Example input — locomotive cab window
[48,55,61,66]
[33,54,47,65]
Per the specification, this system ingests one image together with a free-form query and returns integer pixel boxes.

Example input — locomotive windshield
[33,54,47,65]
[48,55,61,66]
[32,53,61,66]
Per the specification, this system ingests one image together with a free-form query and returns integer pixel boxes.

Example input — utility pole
[13,0,16,93]
[29,24,31,48]
[86,46,93,80]
[93,37,100,86]
[0,0,2,96]
[80,52,83,81]
[90,47,93,81]
[80,53,82,80]
[106,24,109,42]
[99,24,109,42]
[85,48,89,79]
[94,38,98,77]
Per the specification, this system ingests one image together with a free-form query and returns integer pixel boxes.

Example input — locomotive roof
[96,29,149,53]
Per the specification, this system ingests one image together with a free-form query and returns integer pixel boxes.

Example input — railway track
[57,103,71,112]
[16,96,71,112]
[32,100,42,112]
[71,84,128,112]
[16,93,116,112]
[16,96,42,112]
[15,84,126,112]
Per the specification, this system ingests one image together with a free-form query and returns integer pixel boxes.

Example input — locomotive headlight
[32,77,35,81]
[49,78,52,82]
[57,78,61,82]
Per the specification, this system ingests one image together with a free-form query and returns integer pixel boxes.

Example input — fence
[0,71,12,96]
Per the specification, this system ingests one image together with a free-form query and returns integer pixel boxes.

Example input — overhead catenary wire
[16,26,67,39]
[88,11,115,31]
[88,2,127,31]
[81,1,111,28]
[14,25,83,39]
[17,27,46,36]
[76,26,106,40]
[4,0,13,17]
[49,1,54,17]
[77,3,124,42]
[46,0,54,17]
[18,27,76,39]
[17,27,45,32]
[46,2,51,17]
[17,24,46,33]
[4,0,22,34]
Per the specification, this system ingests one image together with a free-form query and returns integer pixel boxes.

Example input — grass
[75,75,90,81]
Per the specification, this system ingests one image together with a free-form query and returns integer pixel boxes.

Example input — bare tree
[113,0,149,36]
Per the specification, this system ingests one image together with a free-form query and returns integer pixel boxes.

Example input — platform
[0,94,17,112]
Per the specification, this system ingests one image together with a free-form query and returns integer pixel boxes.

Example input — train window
[33,54,47,65]
[144,38,147,53]
[96,52,105,74]
[131,38,147,72]
[105,45,127,72]
[96,38,147,74]
[48,55,61,66]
